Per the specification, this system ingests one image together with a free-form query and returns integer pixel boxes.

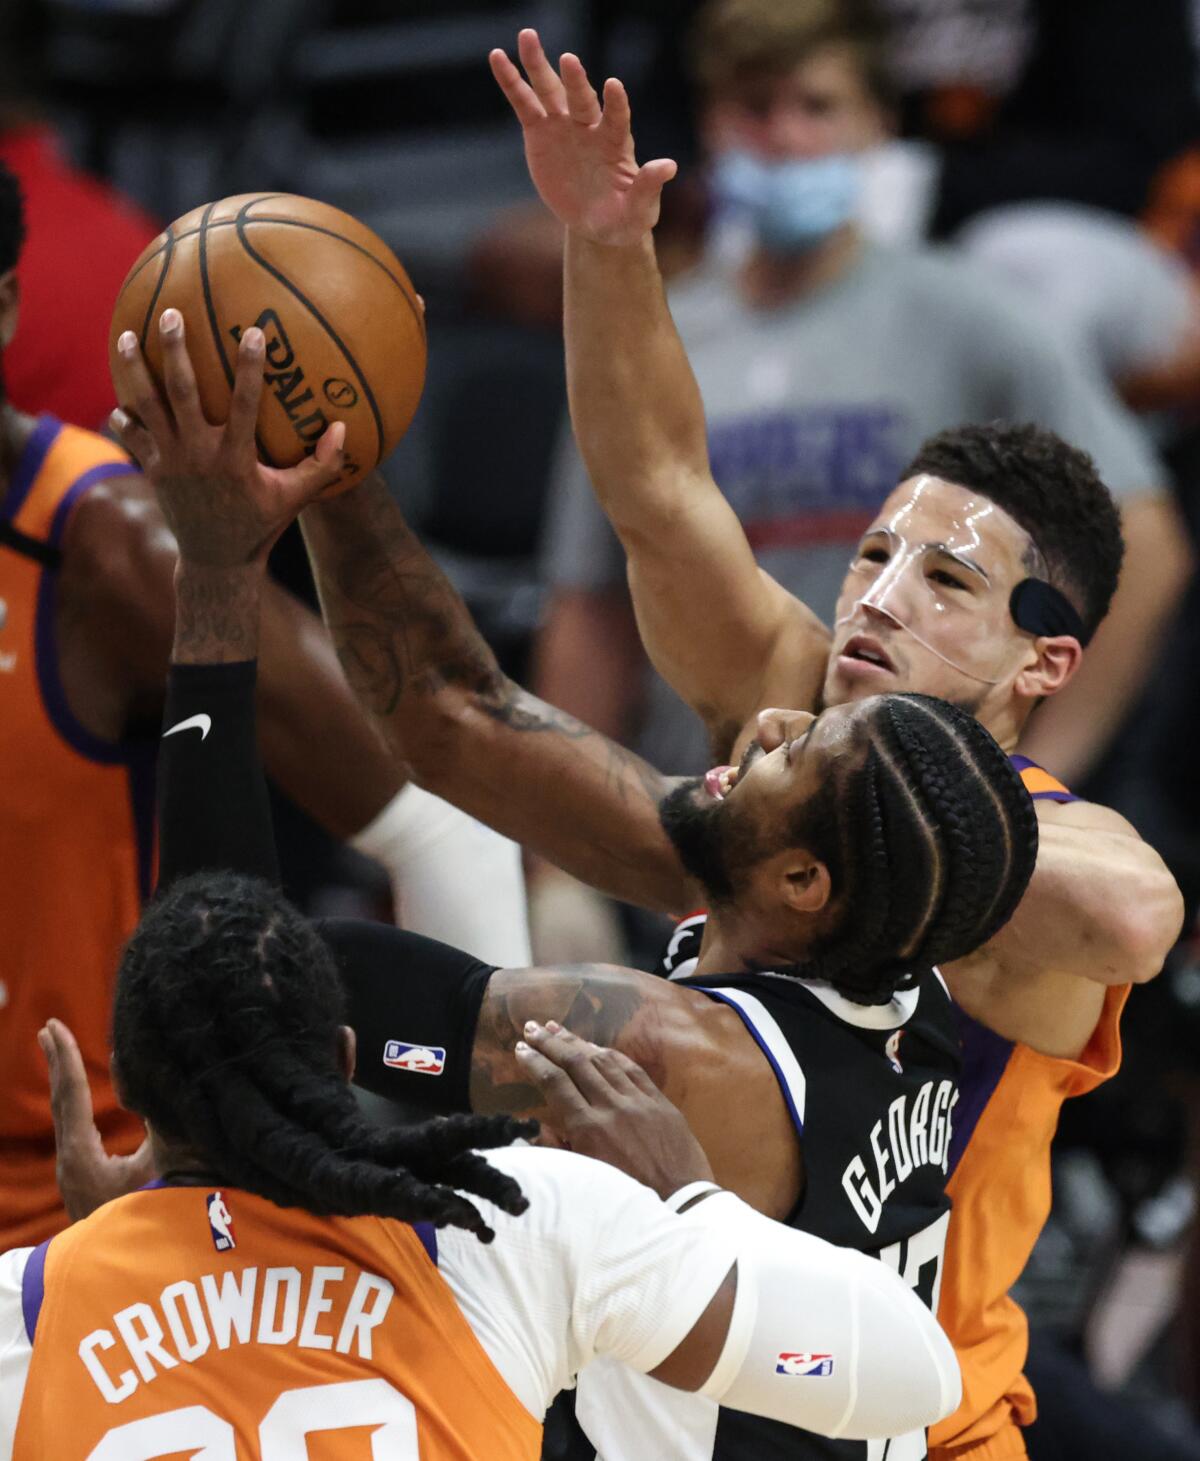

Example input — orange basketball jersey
[929,759,1130,1458]
[0,416,152,1248]
[12,1184,542,1460]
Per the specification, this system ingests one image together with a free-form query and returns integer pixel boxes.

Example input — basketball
[108,193,427,495]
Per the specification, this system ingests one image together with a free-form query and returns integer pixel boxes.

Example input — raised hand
[111,308,346,571]
[40,1018,156,1221]
[489,28,677,247]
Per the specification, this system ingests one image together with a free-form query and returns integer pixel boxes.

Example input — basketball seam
[199,201,278,469]
[234,206,386,466]
[138,223,175,351]
[116,215,424,339]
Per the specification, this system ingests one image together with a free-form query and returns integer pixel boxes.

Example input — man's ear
[776,852,833,915]
[1014,635,1084,701]
[0,268,18,351]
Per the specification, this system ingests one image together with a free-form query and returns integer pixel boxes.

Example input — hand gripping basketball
[109,192,427,495]
[112,310,345,570]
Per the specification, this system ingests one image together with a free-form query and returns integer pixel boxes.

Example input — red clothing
[0,126,158,431]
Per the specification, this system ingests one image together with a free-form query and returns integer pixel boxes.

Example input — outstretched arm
[491,31,829,738]
[300,477,692,912]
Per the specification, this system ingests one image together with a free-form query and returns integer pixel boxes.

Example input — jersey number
[867,1210,951,1461]
[86,1378,418,1458]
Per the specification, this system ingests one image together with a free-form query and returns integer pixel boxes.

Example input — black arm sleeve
[318,918,497,1117]
[158,662,497,1118]
[157,660,280,890]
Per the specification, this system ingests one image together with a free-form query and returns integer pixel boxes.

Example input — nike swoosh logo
[163,712,212,741]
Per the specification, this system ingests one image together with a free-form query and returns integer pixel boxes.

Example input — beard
[658,781,738,903]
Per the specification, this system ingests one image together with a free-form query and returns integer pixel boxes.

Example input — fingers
[157,309,207,435]
[604,1045,666,1102]
[600,76,632,142]
[514,1036,592,1126]
[41,1018,95,1138]
[225,327,268,462]
[521,1021,633,1101]
[630,157,679,207]
[489,48,547,128]
[284,421,347,503]
[109,408,160,475]
[114,329,175,445]
[560,53,602,127]
[517,27,568,116]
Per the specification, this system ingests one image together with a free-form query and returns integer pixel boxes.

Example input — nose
[755,707,816,752]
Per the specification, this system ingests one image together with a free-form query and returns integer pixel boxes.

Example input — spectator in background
[0,32,159,430]
[871,0,1200,240]
[534,0,1190,853]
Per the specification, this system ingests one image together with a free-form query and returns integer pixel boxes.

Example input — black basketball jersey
[565,956,961,1461]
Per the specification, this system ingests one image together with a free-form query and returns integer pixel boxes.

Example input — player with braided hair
[97,316,1044,1461]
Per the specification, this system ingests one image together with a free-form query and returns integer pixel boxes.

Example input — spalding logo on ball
[109,193,428,497]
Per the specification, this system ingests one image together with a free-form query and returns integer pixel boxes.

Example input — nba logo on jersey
[885,1029,904,1074]
[206,1192,236,1252]
[776,1352,834,1377]
[383,1039,446,1075]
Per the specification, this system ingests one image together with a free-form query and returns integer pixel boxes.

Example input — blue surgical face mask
[711,150,862,253]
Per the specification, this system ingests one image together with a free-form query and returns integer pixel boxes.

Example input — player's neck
[694,906,817,978]
[0,401,39,493]
[739,224,861,309]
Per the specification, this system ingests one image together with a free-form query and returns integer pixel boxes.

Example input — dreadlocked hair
[113,871,537,1242]
[793,694,1037,1004]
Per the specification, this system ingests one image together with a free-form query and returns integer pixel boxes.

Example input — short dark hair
[0,162,24,276]
[904,421,1125,640]
[688,0,895,110]
[114,872,535,1241]
[786,693,1037,1002]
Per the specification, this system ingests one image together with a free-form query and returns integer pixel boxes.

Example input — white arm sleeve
[351,784,532,967]
[691,1192,961,1439]
[0,1247,34,1460]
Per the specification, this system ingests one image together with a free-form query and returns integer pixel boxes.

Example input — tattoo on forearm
[305,479,667,813]
[469,965,664,1117]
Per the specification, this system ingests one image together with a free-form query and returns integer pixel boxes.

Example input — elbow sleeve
[690,1193,961,1440]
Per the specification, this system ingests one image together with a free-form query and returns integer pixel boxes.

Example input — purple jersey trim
[413,1221,438,1266]
[947,1006,1015,1178]
[694,988,805,1138]
[21,1239,51,1344]
[1007,753,1080,804]
[0,415,62,523]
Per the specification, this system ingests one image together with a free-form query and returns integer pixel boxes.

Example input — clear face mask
[835,477,1018,685]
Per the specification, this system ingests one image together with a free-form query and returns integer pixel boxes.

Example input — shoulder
[1033,794,1142,838]
[60,469,177,605]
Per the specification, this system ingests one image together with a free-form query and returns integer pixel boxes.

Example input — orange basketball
[109,193,427,495]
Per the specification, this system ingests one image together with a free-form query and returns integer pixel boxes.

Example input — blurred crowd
[4,0,1200,1454]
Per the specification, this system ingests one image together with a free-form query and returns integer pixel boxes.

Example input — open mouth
[704,765,737,800]
[839,634,896,672]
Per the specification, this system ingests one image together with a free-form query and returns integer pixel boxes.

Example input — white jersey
[0,1146,735,1457]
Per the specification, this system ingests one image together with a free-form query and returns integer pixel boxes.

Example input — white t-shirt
[0,1146,737,1457]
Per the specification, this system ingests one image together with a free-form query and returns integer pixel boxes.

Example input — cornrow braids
[795,694,1037,1004]
[113,872,536,1242]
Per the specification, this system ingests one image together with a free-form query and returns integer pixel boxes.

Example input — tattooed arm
[300,475,693,912]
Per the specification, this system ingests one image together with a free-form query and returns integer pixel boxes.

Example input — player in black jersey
[110,320,1038,1459]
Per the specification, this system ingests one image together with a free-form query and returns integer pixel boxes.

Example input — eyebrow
[929,544,991,582]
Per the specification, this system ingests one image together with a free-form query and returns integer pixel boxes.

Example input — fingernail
[160,308,182,335]
[524,1020,540,1035]
[515,1040,530,1055]
[545,1019,562,1034]
[331,420,346,450]
[242,326,264,356]
[110,408,128,431]
[117,331,137,357]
